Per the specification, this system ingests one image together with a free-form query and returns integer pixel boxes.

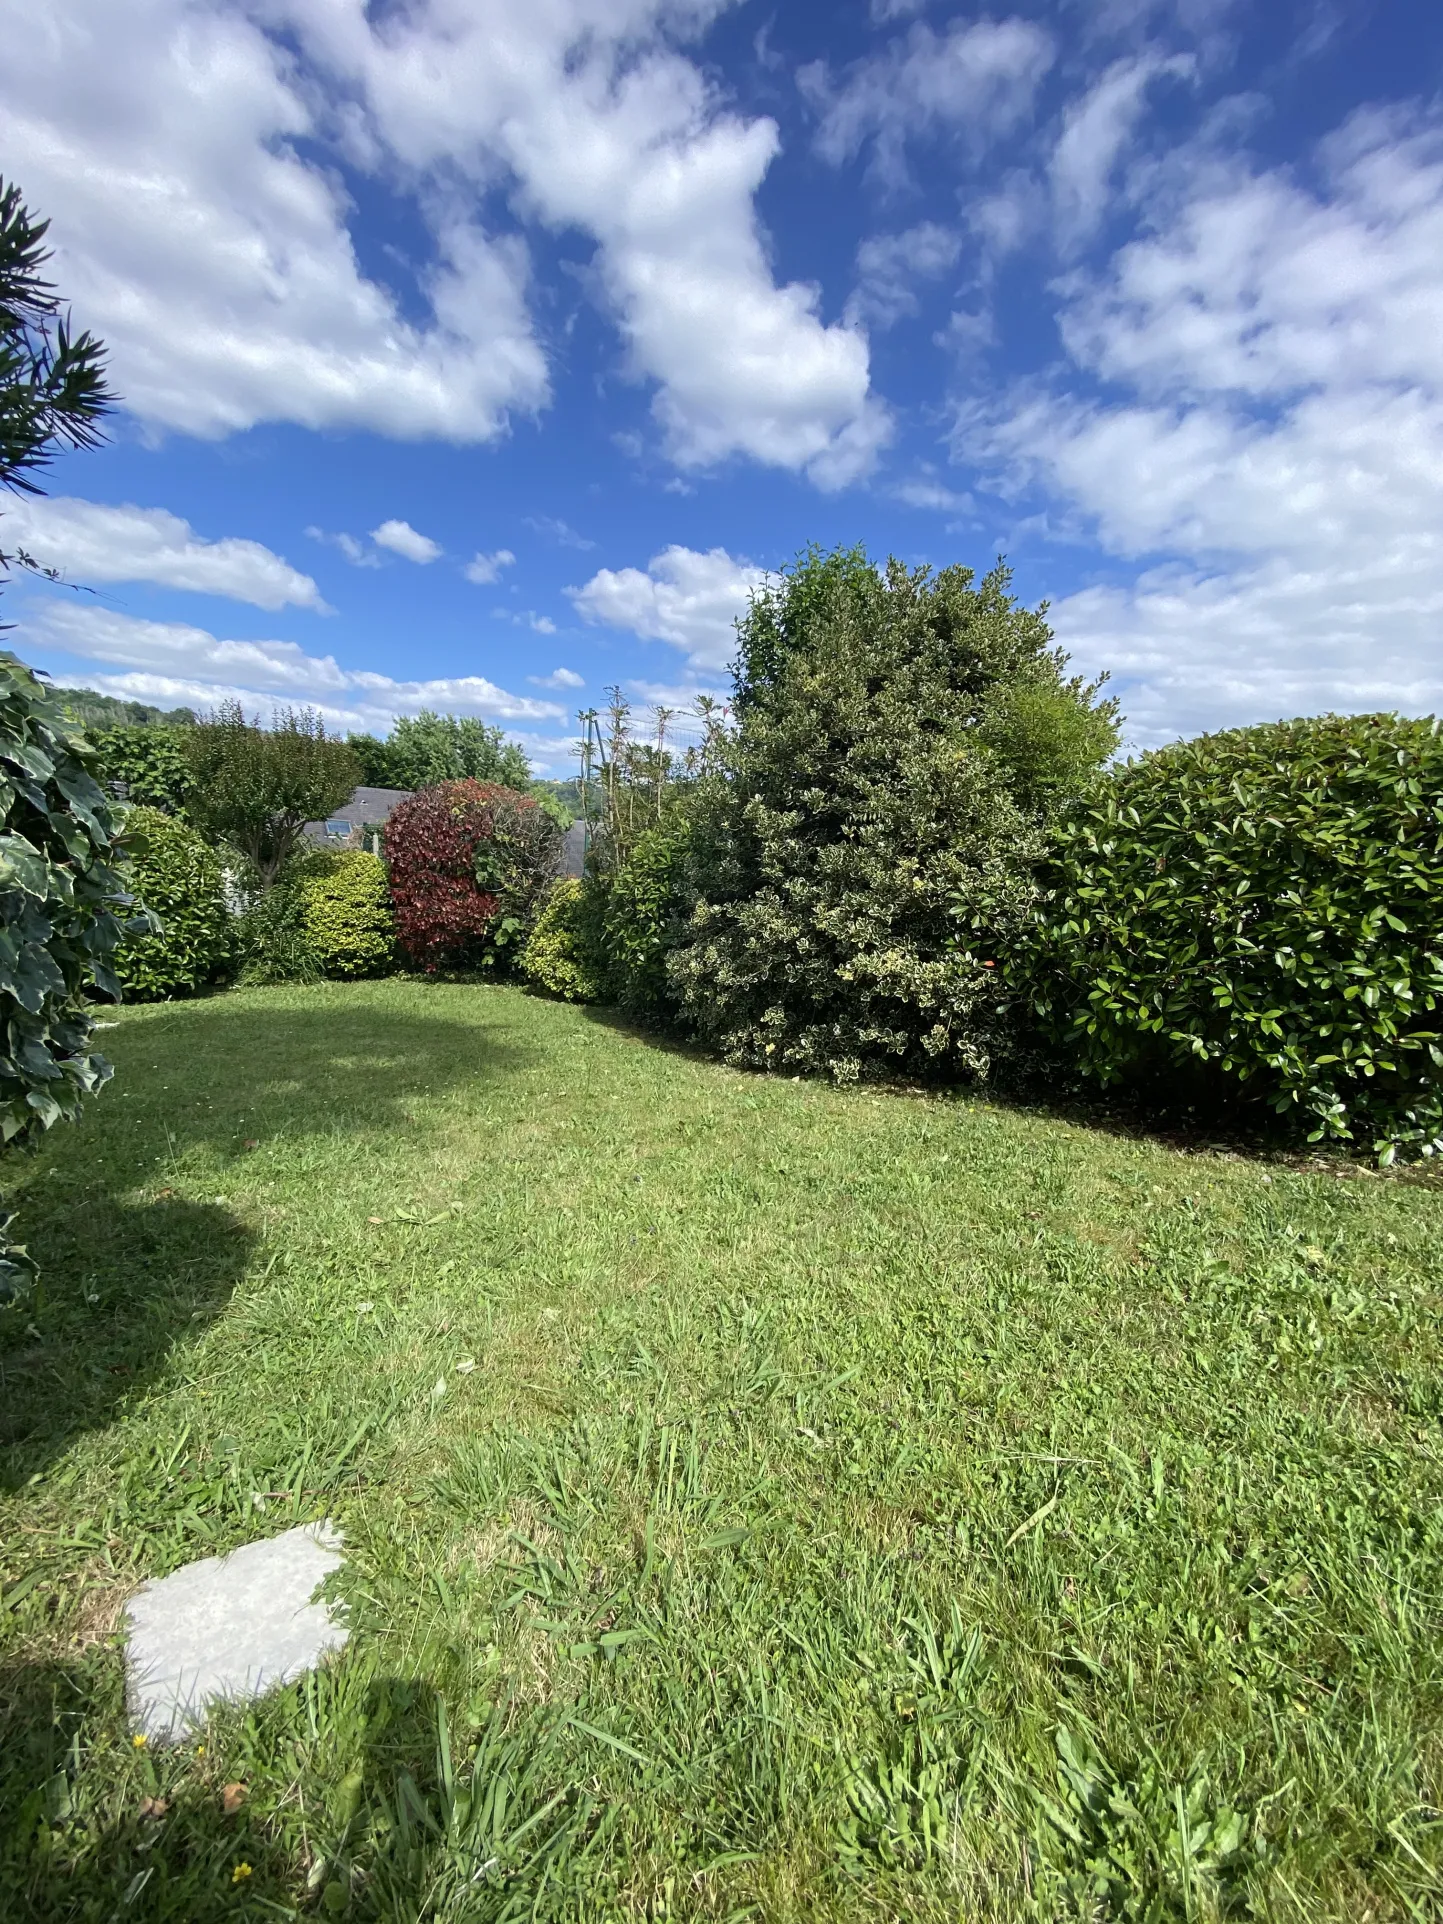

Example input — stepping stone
[124,1522,348,1743]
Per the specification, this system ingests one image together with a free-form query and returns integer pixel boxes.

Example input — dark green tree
[344,731,395,787]
[58,686,195,729]
[89,723,194,813]
[669,547,1118,1083]
[349,710,531,792]
[185,703,359,888]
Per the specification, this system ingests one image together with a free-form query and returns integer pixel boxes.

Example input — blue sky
[1,0,1440,773]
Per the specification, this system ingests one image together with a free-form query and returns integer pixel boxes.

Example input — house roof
[303,786,412,843]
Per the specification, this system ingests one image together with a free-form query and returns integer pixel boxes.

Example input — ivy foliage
[670,548,1118,1082]
[1026,713,1443,1162]
[0,654,136,1192]
[114,805,231,1000]
[292,848,394,979]
[385,780,560,972]
[89,723,194,814]
[521,878,604,1002]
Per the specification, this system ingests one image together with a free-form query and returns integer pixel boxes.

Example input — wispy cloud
[22,601,565,733]
[463,548,516,585]
[524,516,597,552]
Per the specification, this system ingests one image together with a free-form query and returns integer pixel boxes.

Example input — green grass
[2,980,1441,1922]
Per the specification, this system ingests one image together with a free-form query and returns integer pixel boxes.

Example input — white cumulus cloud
[0,0,549,443]
[21,600,565,738]
[956,103,1443,743]
[281,0,886,485]
[568,544,764,675]
[371,519,442,564]
[0,0,886,487]
[530,667,585,689]
[0,497,327,611]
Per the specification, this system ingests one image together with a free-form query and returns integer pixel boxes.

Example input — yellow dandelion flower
[232,1862,253,1884]
[132,1733,148,1749]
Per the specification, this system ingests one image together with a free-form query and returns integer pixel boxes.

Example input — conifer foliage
[670,549,1118,1083]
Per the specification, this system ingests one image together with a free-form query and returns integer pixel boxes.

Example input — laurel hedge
[1026,713,1443,1162]
[0,654,139,1300]
[113,805,232,1000]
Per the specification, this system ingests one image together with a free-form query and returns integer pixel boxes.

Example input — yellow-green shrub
[521,878,602,1001]
[293,848,394,978]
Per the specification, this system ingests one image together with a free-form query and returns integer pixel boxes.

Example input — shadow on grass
[0,997,538,1487]
[0,1196,257,1490]
[0,1653,585,1922]
[0,1652,411,1922]
[576,994,1416,1177]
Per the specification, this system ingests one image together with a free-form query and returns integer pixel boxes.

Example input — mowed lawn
[2,983,1441,1922]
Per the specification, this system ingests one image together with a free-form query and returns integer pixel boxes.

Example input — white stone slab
[124,1522,347,1743]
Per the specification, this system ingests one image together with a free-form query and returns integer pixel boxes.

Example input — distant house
[303,786,412,851]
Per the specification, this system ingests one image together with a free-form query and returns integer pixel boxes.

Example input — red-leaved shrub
[384,779,559,971]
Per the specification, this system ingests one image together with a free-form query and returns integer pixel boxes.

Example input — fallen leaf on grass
[243,1139,259,1150]
[222,1782,248,1815]
[1003,1490,1060,1551]
[455,1358,477,1374]
[367,1216,384,1225]
[138,1796,169,1820]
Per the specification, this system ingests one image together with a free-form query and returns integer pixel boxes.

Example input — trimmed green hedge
[115,806,232,1000]
[1027,713,1443,1162]
[293,848,394,978]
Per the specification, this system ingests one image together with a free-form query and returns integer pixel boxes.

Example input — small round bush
[385,780,560,971]
[115,805,233,1000]
[521,878,603,1001]
[1027,713,1443,1162]
[292,849,394,978]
